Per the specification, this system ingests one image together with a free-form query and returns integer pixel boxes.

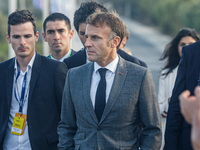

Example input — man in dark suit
[63,1,147,69]
[42,12,76,61]
[0,10,67,150]
[164,41,200,150]
[58,11,161,150]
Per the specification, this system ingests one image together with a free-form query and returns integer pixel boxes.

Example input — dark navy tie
[95,68,107,122]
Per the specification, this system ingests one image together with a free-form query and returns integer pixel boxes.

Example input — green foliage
[152,0,200,35]
[101,0,200,36]
[0,11,7,42]
[177,1,200,33]
[0,11,8,62]
[150,0,182,35]
[35,41,43,55]
[0,43,8,62]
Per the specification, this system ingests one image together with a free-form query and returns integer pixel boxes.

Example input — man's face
[78,23,87,45]
[85,24,118,67]
[6,22,39,60]
[43,20,74,54]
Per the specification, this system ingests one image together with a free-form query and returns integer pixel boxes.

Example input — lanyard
[14,67,27,114]
[68,49,72,57]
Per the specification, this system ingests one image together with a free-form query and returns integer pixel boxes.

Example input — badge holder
[11,113,27,135]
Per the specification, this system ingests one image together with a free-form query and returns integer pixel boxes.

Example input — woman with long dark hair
[158,27,200,150]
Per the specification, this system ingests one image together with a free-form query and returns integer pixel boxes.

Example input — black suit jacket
[164,41,200,150]
[0,53,67,150]
[63,48,147,69]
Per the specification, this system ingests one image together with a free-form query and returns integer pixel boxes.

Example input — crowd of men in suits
[0,1,199,150]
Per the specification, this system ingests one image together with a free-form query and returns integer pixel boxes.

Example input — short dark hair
[86,11,125,49]
[7,10,37,36]
[43,12,71,33]
[74,1,108,32]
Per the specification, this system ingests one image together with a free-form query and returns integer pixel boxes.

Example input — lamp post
[42,0,49,56]
[8,0,17,58]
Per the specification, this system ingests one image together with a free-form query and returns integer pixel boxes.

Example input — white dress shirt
[3,53,36,150]
[90,56,119,108]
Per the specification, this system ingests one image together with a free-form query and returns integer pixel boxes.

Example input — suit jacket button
[97,126,101,131]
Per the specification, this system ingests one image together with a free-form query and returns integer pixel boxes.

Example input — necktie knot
[98,68,107,78]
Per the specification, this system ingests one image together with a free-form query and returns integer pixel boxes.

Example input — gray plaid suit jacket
[58,56,161,150]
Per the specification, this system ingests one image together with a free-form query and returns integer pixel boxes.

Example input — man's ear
[42,32,47,42]
[112,36,121,48]
[6,33,11,43]
[35,31,39,42]
[69,29,74,39]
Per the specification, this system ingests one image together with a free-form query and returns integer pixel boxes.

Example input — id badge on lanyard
[11,67,27,135]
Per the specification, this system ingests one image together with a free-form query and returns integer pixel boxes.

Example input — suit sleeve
[55,62,68,113]
[139,69,162,150]
[164,49,187,149]
[57,69,76,150]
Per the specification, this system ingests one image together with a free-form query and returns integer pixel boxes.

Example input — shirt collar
[94,55,119,74]
[50,49,72,62]
[14,52,36,74]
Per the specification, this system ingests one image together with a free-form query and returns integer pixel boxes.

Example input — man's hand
[179,89,195,124]
[179,86,200,150]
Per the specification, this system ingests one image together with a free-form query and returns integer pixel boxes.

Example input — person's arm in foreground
[179,86,200,150]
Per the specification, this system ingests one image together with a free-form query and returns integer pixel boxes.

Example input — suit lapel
[73,48,87,67]
[6,58,15,106]
[100,57,127,123]
[28,53,42,101]
[194,43,200,85]
[195,58,200,85]
[82,63,99,123]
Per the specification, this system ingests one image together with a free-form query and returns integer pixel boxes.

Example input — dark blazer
[63,48,147,69]
[164,41,200,150]
[0,53,67,150]
[70,49,77,56]
[58,56,161,149]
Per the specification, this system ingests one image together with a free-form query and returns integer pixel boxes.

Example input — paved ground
[123,18,171,94]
